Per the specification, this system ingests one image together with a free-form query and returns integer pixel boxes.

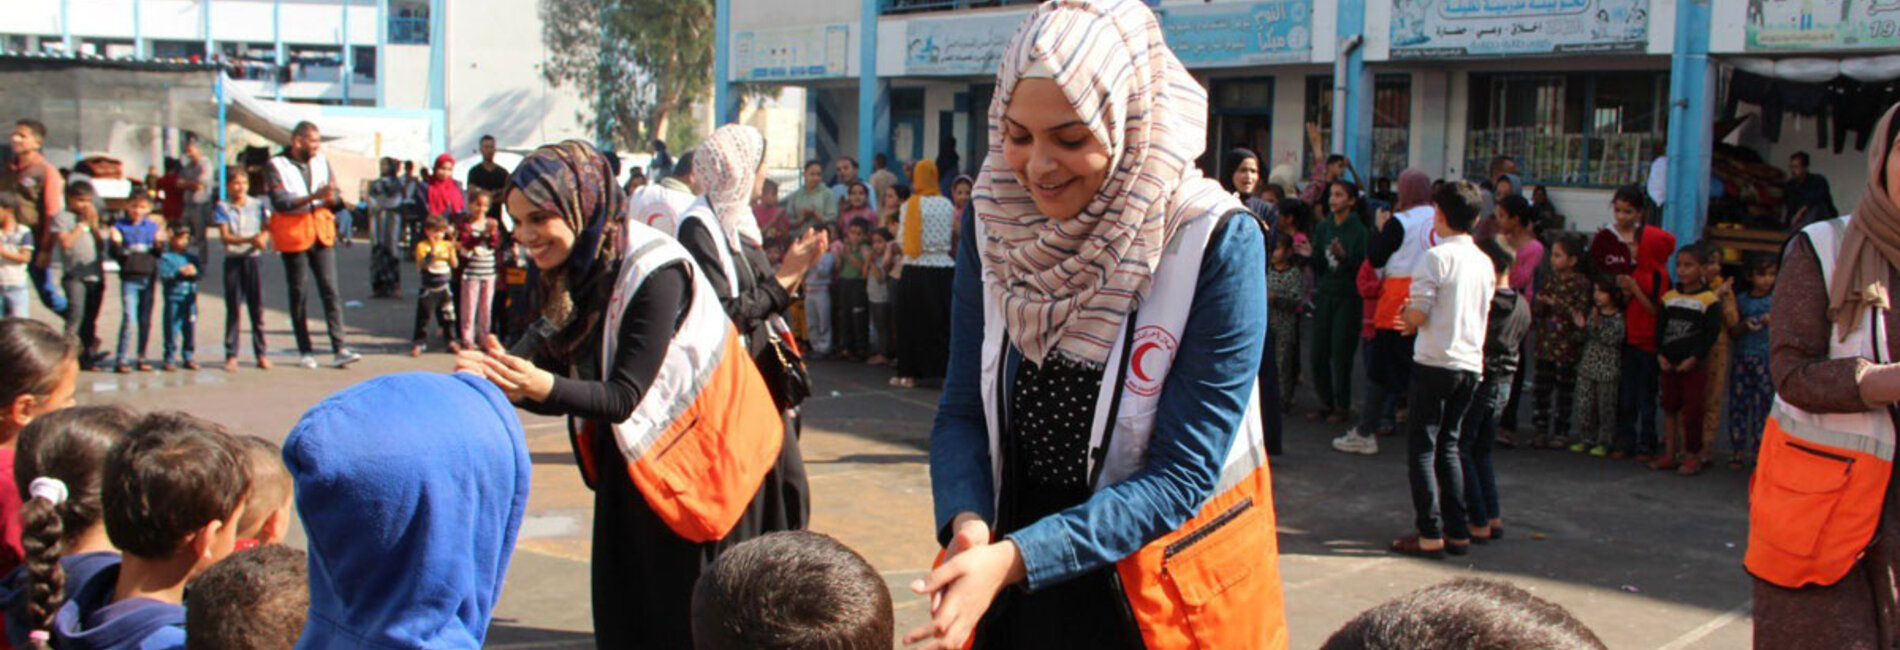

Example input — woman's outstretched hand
[456,334,555,403]
[905,515,1025,650]
[776,227,831,292]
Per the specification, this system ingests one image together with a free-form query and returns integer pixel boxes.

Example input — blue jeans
[116,276,155,366]
[1617,345,1661,455]
[163,292,196,364]
[1461,375,1511,526]
[29,265,67,317]
[1407,364,1480,541]
[0,284,29,318]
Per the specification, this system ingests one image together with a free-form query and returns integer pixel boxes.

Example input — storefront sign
[1746,0,1900,51]
[904,12,1027,77]
[731,25,852,82]
[1389,0,1651,59]
[1159,1,1313,68]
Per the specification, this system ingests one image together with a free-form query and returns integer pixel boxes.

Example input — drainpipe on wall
[1332,34,1363,158]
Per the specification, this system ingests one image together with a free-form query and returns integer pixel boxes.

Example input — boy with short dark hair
[157,224,202,371]
[56,412,252,650]
[1653,242,1725,476]
[109,191,163,373]
[53,182,108,368]
[411,215,457,356]
[1462,238,1532,543]
[216,172,271,372]
[1391,181,1495,559]
[233,436,293,548]
[691,531,893,650]
[184,545,309,650]
[1320,578,1606,650]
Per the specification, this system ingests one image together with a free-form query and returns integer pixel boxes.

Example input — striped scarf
[975,0,1240,367]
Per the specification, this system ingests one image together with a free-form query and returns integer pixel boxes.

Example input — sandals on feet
[1390,535,1446,560]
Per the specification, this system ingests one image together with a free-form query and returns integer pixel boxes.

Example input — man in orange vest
[267,121,361,369]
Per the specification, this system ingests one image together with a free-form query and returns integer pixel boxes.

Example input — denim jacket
[929,207,1267,591]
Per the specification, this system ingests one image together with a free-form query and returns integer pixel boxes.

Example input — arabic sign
[732,25,853,82]
[1158,0,1313,68]
[1746,0,1900,51]
[1389,0,1651,59]
[904,12,1027,77]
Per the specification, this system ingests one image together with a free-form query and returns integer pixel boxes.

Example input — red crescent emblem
[1125,326,1178,397]
[1131,342,1159,384]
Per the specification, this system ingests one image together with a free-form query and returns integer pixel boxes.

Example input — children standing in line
[457,190,501,351]
[1726,254,1777,469]
[804,228,838,359]
[157,225,201,372]
[1267,233,1306,408]
[0,192,33,319]
[55,412,252,650]
[1572,277,1627,456]
[1311,183,1369,424]
[1390,181,1493,559]
[1653,243,1724,476]
[833,221,871,361]
[109,191,163,374]
[1699,247,1738,469]
[8,405,136,648]
[866,228,895,367]
[1590,185,1674,460]
[411,215,458,357]
[52,183,108,370]
[1533,236,1591,449]
[1463,238,1532,543]
[216,173,271,372]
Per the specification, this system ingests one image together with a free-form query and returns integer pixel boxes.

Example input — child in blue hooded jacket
[285,372,529,649]
[55,412,252,650]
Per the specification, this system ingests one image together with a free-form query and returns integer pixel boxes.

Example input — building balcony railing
[878,0,1041,15]
[389,17,430,45]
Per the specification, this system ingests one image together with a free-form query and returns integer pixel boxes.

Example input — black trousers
[413,284,454,345]
[832,277,869,356]
[282,245,345,355]
[224,257,267,360]
[1407,364,1480,541]
[60,275,104,358]
[897,266,955,381]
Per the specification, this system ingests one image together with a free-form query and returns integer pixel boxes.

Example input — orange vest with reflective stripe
[571,222,786,543]
[268,153,338,253]
[973,212,1288,649]
[1747,215,1896,588]
[1373,206,1437,330]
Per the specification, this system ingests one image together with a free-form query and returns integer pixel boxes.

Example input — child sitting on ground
[1320,578,1606,650]
[183,545,308,650]
[286,372,527,648]
[6,405,137,649]
[1462,238,1532,544]
[412,215,458,356]
[1653,243,1725,476]
[157,224,201,372]
[233,437,293,549]
[691,531,892,650]
[1533,235,1591,449]
[55,412,252,650]
[1726,254,1777,469]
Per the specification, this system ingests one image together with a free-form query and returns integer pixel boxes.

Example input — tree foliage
[540,0,715,151]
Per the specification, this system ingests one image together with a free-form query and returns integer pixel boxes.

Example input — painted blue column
[202,0,214,60]
[871,81,891,179]
[1336,0,1372,177]
[714,0,735,124]
[856,0,879,170]
[133,0,145,57]
[216,71,227,195]
[427,0,447,114]
[60,0,72,51]
[342,0,353,103]
[273,0,285,101]
[375,0,387,107]
[1663,0,1713,253]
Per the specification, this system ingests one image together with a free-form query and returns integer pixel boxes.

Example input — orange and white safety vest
[1747,214,1895,589]
[975,212,1288,650]
[630,182,696,236]
[1374,205,1437,330]
[268,153,338,253]
[571,221,785,543]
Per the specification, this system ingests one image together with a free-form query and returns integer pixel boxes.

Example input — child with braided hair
[0,405,136,649]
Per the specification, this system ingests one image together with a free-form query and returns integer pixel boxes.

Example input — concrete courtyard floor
[42,238,1752,649]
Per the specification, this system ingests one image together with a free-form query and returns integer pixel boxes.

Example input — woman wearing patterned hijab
[916,1,1283,648]
[457,140,808,648]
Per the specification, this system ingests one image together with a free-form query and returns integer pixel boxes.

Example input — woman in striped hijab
[917,1,1279,648]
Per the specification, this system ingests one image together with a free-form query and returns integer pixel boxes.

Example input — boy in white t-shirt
[0,191,35,318]
[1391,181,1495,560]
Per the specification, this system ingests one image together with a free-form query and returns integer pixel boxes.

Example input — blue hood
[287,372,530,650]
[51,559,185,650]
[3,551,121,646]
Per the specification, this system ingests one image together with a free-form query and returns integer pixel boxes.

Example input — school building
[713,0,1900,244]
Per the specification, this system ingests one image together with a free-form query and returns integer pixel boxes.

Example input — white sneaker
[299,355,320,370]
[332,349,363,368]
[1332,429,1379,455]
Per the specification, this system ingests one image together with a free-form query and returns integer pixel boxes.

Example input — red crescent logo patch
[1126,326,1178,397]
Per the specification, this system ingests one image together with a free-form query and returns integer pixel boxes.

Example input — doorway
[1207,78,1275,177]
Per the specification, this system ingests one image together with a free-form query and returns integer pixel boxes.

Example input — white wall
[442,0,585,153]
[4,0,378,46]
[69,0,138,38]
[730,0,858,33]
[381,43,430,109]
[0,3,61,35]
